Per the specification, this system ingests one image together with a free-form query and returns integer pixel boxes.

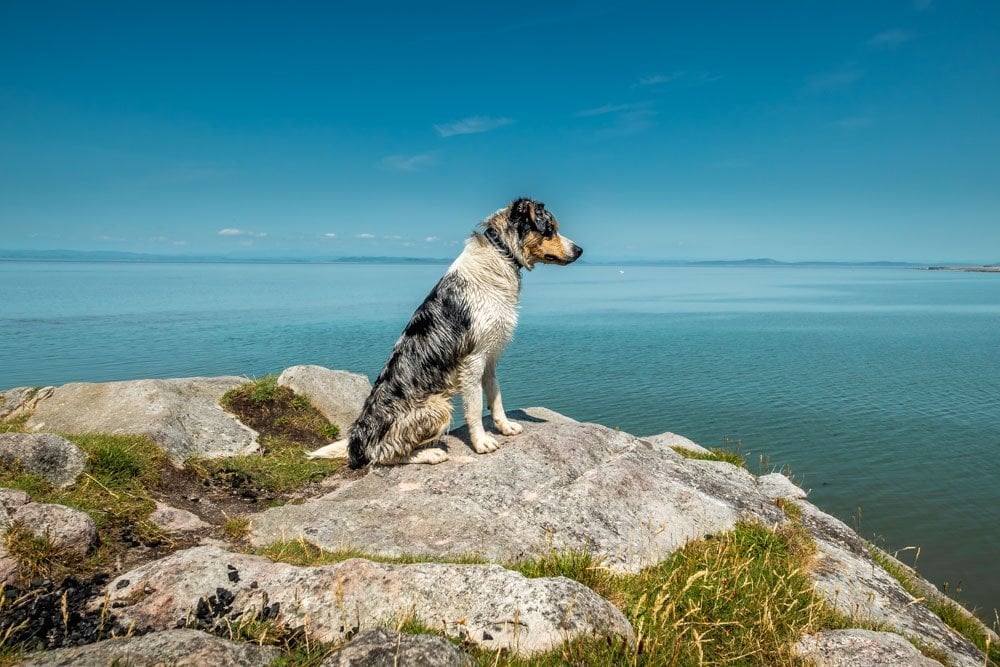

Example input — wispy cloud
[866,29,916,49]
[576,103,642,118]
[424,236,439,242]
[434,115,514,137]
[323,233,337,239]
[803,67,864,94]
[636,72,683,87]
[382,152,436,171]
[218,228,267,238]
[356,233,376,240]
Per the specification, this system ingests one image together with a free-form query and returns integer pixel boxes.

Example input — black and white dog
[307,198,582,467]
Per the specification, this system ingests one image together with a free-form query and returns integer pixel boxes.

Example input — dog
[307,197,582,467]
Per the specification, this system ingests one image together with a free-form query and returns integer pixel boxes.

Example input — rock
[24,376,258,462]
[101,545,633,656]
[12,503,97,556]
[0,386,54,420]
[149,502,211,532]
[0,543,17,584]
[0,488,31,511]
[794,629,943,666]
[794,499,986,667]
[0,433,86,488]
[644,431,711,455]
[276,364,371,431]
[249,408,784,570]
[757,472,807,501]
[16,628,281,666]
[321,628,471,667]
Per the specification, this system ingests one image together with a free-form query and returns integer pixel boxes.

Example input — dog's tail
[306,438,349,460]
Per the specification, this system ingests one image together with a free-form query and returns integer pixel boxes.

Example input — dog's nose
[572,244,583,259]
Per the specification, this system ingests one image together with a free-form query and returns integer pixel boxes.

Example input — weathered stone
[12,503,97,556]
[100,545,633,656]
[0,386,53,420]
[0,433,86,488]
[249,409,784,570]
[0,543,17,585]
[794,629,942,666]
[149,501,211,532]
[24,376,258,462]
[0,488,31,511]
[795,500,987,667]
[277,365,372,431]
[757,472,808,501]
[16,629,280,666]
[321,628,471,667]
[644,431,711,455]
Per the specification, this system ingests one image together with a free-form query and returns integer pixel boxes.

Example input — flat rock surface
[321,628,471,667]
[277,364,372,431]
[794,499,987,667]
[12,502,97,556]
[101,545,633,656]
[794,629,943,666]
[249,409,783,570]
[17,629,280,667]
[0,433,86,488]
[644,431,711,455]
[149,501,211,532]
[24,376,258,462]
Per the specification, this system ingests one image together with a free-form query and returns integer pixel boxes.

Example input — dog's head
[486,198,583,270]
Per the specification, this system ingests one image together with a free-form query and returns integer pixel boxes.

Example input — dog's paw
[496,419,523,436]
[408,447,449,465]
[471,434,500,454]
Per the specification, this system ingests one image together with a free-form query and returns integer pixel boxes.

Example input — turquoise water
[2,261,998,617]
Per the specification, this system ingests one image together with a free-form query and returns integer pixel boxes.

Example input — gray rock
[0,433,86,488]
[794,629,943,666]
[0,542,17,584]
[794,500,987,667]
[149,501,211,532]
[100,545,633,656]
[24,376,258,462]
[12,503,97,556]
[0,386,53,421]
[322,628,471,667]
[0,488,31,511]
[249,409,784,570]
[757,472,808,501]
[644,431,711,455]
[17,629,280,666]
[277,365,372,431]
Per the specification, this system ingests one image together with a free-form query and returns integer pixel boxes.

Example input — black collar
[483,227,524,270]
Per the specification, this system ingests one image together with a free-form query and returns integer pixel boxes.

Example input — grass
[0,433,166,580]
[670,445,747,468]
[253,519,872,666]
[0,415,29,434]
[869,546,999,666]
[189,376,343,496]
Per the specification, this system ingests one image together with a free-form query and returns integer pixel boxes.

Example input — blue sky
[1,1,998,262]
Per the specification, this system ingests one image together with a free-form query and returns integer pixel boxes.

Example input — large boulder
[322,628,471,667]
[11,503,97,556]
[0,433,86,488]
[249,409,785,570]
[794,629,943,666]
[276,364,371,431]
[17,629,280,667]
[794,499,988,667]
[99,545,633,656]
[0,386,54,421]
[24,377,258,462]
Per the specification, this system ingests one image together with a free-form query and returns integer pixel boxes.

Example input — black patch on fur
[510,197,554,237]
[347,273,474,468]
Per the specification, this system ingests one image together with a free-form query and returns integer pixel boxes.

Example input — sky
[1,1,998,263]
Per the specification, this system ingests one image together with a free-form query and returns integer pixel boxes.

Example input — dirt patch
[220,377,338,448]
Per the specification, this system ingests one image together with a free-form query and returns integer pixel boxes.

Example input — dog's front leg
[484,360,522,436]
[461,360,500,454]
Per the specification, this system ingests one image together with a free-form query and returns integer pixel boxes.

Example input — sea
[1,260,998,618]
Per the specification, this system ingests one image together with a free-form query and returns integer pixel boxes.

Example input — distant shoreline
[924,266,1000,273]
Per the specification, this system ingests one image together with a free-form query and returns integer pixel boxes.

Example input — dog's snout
[572,244,583,259]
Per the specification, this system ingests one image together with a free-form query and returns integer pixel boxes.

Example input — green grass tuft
[671,445,747,468]
[0,415,29,434]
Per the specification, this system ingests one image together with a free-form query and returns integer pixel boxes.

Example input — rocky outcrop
[17,629,280,667]
[794,499,986,667]
[794,629,943,666]
[23,377,258,462]
[321,628,471,667]
[0,386,54,421]
[0,433,86,488]
[12,502,97,556]
[99,545,633,656]
[249,409,785,570]
[277,365,371,431]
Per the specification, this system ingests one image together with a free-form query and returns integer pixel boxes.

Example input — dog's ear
[511,198,554,236]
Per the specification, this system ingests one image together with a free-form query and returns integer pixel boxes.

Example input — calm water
[2,261,998,617]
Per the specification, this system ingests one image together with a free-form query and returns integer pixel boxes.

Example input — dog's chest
[467,289,518,355]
